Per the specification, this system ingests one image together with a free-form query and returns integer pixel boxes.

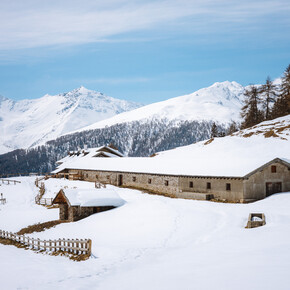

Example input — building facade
[54,158,290,203]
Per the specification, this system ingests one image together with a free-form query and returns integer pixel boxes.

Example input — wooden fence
[95,181,106,189]
[0,173,51,178]
[35,180,54,206]
[0,229,91,256]
[0,198,6,205]
[1,179,21,185]
[35,196,53,206]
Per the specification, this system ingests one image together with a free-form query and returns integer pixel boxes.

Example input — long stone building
[53,153,290,203]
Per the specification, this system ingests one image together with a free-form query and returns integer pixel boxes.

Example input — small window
[132,176,136,182]
[165,180,169,186]
[207,182,211,190]
[148,178,152,184]
[189,181,193,188]
[96,175,98,179]
[271,165,276,173]
[106,175,110,180]
[86,174,88,178]
[226,183,231,191]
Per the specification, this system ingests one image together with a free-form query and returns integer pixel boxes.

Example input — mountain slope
[51,114,290,178]
[74,81,244,133]
[0,87,141,154]
[0,80,247,175]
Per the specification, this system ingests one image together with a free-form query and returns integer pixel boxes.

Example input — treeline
[241,64,290,129]
[0,119,221,175]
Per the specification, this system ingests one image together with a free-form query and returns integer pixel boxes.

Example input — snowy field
[1,177,290,290]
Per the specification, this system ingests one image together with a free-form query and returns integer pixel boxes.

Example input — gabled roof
[52,188,125,207]
[55,145,124,166]
[244,158,290,178]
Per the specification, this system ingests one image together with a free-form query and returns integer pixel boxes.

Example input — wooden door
[118,175,123,186]
[266,182,282,196]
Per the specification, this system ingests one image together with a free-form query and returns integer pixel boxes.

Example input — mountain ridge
[68,80,244,135]
[0,87,141,154]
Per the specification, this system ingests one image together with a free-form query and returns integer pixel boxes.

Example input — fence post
[87,239,92,256]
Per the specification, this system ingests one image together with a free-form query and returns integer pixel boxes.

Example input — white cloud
[0,0,289,50]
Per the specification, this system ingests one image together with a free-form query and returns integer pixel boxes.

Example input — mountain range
[0,86,141,154]
[70,80,244,133]
[0,80,247,175]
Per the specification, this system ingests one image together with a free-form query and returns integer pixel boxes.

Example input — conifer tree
[227,121,238,135]
[210,122,218,138]
[272,64,290,118]
[241,85,263,128]
[260,76,277,120]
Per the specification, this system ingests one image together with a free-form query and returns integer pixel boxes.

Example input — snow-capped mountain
[0,87,141,154]
[75,81,244,132]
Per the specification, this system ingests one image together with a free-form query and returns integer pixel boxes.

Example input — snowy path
[1,177,290,289]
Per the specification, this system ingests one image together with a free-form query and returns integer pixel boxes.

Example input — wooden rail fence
[0,229,91,256]
[0,193,6,205]
[1,179,21,185]
[95,181,106,189]
[35,179,54,206]
[0,198,6,205]
[35,196,53,206]
[0,173,51,178]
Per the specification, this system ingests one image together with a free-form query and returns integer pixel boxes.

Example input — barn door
[266,182,282,196]
[118,174,123,186]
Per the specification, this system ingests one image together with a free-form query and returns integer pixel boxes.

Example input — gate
[266,182,282,196]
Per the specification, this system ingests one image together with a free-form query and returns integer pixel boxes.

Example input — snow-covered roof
[54,188,125,207]
[56,146,123,165]
[53,115,290,178]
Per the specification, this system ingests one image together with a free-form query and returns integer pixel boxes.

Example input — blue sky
[0,0,290,104]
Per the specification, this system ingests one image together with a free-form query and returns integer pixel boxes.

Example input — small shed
[52,188,125,222]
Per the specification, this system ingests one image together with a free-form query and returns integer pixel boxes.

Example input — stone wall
[80,170,118,185]
[66,205,115,222]
[59,204,68,220]
[179,176,244,202]
[243,162,290,201]
[121,172,180,196]
[63,161,290,203]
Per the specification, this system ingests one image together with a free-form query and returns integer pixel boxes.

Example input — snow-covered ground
[1,177,290,289]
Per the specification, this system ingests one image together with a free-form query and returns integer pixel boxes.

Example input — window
[106,175,110,180]
[271,165,277,173]
[189,181,193,188]
[86,174,88,178]
[165,180,169,186]
[207,182,211,190]
[148,178,152,184]
[96,175,98,179]
[226,183,231,191]
[132,176,136,182]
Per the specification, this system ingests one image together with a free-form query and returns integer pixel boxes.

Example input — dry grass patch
[276,124,290,133]
[204,138,214,145]
[17,220,69,235]
[242,132,255,138]
[264,130,279,138]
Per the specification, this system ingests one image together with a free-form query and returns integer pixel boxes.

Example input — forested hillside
[0,119,226,175]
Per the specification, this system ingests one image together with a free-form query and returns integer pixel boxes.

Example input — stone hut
[52,188,125,222]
